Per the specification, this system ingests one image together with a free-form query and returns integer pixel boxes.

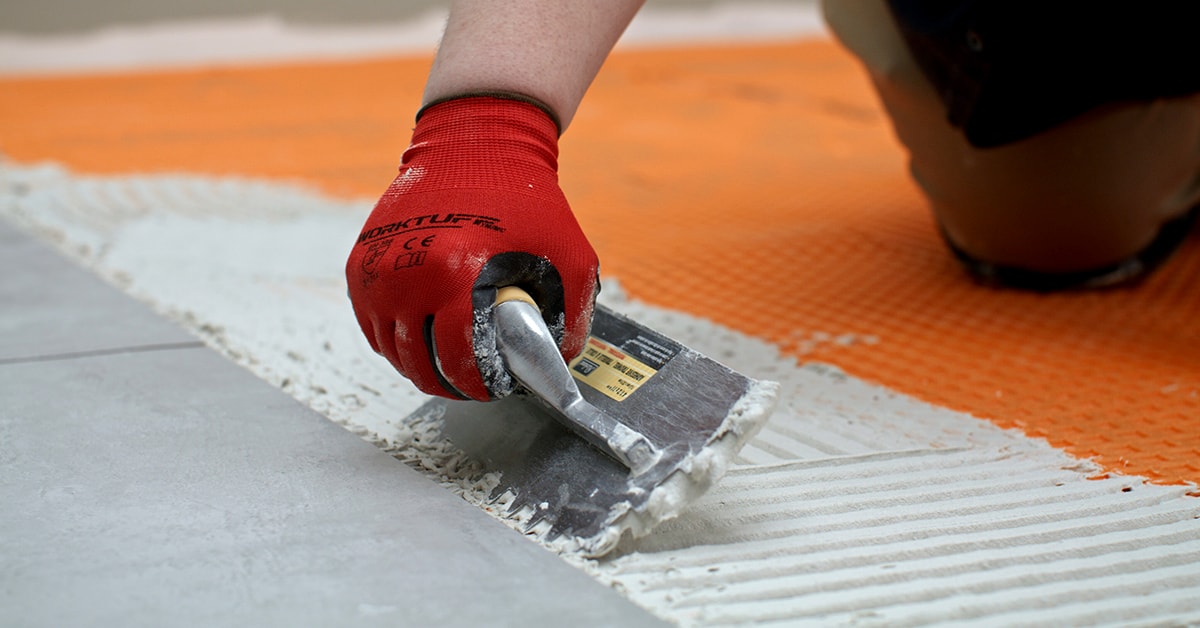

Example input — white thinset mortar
[3,162,1199,626]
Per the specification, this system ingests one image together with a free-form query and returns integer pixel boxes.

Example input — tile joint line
[0,340,207,366]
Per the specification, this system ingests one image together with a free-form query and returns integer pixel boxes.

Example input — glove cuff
[416,91,563,136]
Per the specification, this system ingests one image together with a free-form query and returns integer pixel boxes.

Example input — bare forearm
[423,0,644,131]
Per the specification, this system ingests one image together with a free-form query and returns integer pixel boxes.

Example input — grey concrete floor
[0,219,664,626]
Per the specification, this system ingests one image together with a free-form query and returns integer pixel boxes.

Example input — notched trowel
[437,287,779,557]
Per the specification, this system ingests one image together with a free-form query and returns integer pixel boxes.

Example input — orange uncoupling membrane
[1,41,1196,485]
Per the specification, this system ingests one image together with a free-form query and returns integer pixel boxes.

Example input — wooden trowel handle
[494,285,539,308]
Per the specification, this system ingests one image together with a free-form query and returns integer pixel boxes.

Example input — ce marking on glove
[404,234,436,250]
[395,234,435,269]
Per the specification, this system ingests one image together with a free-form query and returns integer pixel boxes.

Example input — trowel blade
[438,303,777,556]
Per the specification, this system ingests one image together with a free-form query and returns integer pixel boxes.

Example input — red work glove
[346,95,600,401]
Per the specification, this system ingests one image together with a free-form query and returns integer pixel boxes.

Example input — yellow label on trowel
[570,337,659,402]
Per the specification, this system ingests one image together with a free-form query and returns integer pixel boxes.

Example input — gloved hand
[346,95,600,401]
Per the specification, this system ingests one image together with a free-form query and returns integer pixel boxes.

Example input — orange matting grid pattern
[2,41,1197,486]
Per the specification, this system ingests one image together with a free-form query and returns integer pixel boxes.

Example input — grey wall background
[0,0,803,35]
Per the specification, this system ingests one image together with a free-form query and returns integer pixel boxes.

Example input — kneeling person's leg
[824,0,1200,288]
